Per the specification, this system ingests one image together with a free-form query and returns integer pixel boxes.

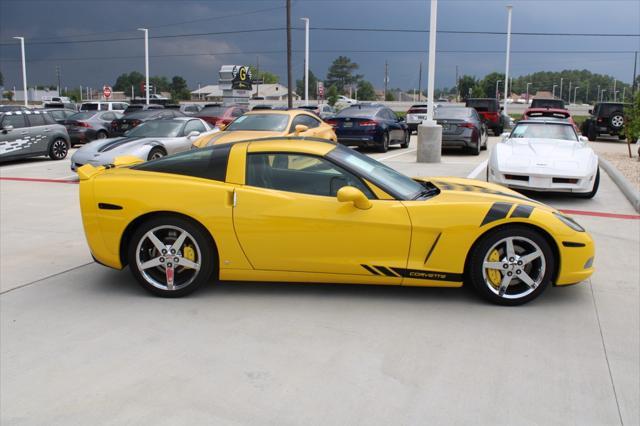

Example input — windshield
[328,146,425,200]
[226,113,289,131]
[69,111,97,120]
[510,123,577,141]
[466,99,497,112]
[126,120,183,137]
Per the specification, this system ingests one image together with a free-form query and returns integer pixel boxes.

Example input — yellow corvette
[77,137,594,305]
[192,109,337,147]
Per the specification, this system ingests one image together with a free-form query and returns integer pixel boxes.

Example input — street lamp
[573,86,579,104]
[526,82,532,102]
[300,17,310,105]
[600,89,606,101]
[568,81,572,104]
[13,36,27,106]
[597,84,600,102]
[622,86,626,102]
[552,84,558,98]
[495,80,502,100]
[559,77,564,101]
[503,5,513,115]
[137,28,149,105]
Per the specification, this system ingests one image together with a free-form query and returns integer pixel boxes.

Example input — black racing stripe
[97,137,141,152]
[390,267,463,282]
[562,241,586,248]
[510,204,534,218]
[373,266,401,277]
[361,264,381,275]
[98,203,123,210]
[424,233,441,265]
[481,202,513,226]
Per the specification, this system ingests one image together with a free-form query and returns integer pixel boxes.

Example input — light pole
[300,17,309,105]
[613,79,617,101]
[597,84,600,102]
[552,84,558,98]
[503,5,513,115]
[573,86,579,104]
[600,89,606,101]
[13,37,27,106]
[137,28,149,105]
[559,78,563,101]
[526,82,532,102]
[622,86,626,102]
[568,81,572,104]
[425,0,438,124]
[495,80,502,100]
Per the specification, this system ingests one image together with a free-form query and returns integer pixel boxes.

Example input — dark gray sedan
[435,107,488,155]
[64,110,123,145]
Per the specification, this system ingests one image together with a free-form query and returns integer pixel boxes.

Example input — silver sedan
[70,117,217,171]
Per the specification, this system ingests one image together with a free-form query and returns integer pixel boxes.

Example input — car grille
[504,174,529,182]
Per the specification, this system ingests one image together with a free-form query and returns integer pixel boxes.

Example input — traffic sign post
[103,85,112,99]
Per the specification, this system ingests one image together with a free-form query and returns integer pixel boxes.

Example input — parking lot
[1,135,638,425]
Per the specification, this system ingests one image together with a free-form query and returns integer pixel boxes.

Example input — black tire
[618,134,626,140]
[468,225,554,306]
[96,130,108,140]
[494,126,503,136]
[400,130,410,148]
[587,123,597,142]
[377,132,389,153]
[609,113,624,131]
[576,168,600,199]
[481,132,488,150]
[48,138,69,160]
[147,147,166,161]
[127,215,216,297]
[468,135,481,156]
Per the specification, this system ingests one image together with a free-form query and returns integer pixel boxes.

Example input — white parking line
[378,148,417,162]
[467,160,488,179]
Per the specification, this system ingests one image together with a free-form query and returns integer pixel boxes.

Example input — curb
[599,157,640,213]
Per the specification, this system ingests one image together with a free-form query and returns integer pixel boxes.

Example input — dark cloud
[1,0,638,91]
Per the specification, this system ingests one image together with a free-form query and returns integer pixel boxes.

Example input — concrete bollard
[417,122,442,163]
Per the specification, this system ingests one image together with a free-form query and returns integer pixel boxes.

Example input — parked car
[164,104,202,115]
[43,101,77,111]
[335,95,357,108]
[326,105,409,152]
[123,104,164,114]
[79,101,128,113]
[435,107,488,155]
[0,110,70,162]
[522,108,578,133]
[71,117,215,171]
[110,109,185,137]
[581,102,630,141]
[0,105,27,112]
[195,105,248,128]
[297,104,335,120]
[465,98,505,135]
[43,108,77,124]
[192,109,336,147]
[530,98,566,109]
[488,120,599,198]
[64,110,124,145]
[406,104,429,134]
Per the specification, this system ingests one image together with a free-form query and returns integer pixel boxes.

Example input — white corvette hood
[494,138,598,177]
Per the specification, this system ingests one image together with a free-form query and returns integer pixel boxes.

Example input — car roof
[0,109,48,116]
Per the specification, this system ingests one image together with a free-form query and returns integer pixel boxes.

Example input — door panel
[232,186,411,281]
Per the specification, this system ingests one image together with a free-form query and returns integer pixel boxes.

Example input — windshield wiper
[412,188,439,200]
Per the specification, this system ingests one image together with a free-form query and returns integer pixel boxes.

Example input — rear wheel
[377,132,389,153]
[400,130,410,148]
[468,226,554,306]
[147,147,166,161]
[618,134,626,140]
[494,126,503,136]
[127,216,215,297]
[48,138,69,160]
[587,123,597,141]
[96,130,108,139]
[610,113,624,131]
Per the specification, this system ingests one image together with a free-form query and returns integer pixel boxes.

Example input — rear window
[526,111,570,119]
[133,144,231,182]
[336,107,379,118]
[434,108,472,119]
[530,99,566,109]
[198,106,227,116]
[465,99,498,112]
[69,111,97,120]
[124,105,144,114]
[80,103,100,111]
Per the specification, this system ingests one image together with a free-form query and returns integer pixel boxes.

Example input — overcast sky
[1,0,639,92]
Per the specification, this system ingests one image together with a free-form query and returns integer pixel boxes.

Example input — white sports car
[488,120,599,198]
[70,117,217,171]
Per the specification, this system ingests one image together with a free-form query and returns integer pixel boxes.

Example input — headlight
[553,212,585,232]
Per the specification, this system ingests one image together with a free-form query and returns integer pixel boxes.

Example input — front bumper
[488,168,596,194]
[556,231,595,285]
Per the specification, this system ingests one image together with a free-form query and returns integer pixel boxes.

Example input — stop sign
[103,86,112,99]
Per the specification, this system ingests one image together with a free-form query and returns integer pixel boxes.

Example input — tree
[150,76,170,93]
[3,91,13,101]
[385,91,396,101]
[113,71,145,96]
[458,75,479,100]
[248,66,279,84]
[480,72,505,99]
[326,85,339,106]
[296,70,318,100]
[170,75,190,101]
[625,92,640,146]
[325,56,362,94]
[357,80,376,101]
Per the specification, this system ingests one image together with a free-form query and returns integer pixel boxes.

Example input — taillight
[325,119,338,127]
[459,122,475,128]
[359,120,378,126]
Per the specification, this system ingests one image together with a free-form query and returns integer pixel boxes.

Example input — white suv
[79,102,128,113]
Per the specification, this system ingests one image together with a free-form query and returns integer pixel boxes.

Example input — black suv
[581,102,629,141]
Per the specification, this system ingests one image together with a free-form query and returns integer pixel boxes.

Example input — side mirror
[588,109,593,115]
[337,186,372,210]
[579,136,588,143]
[500,132,510,142]
[2,125,14,134]
[294,124,309,135]
[398,116,404,122]
[187,130,201,139]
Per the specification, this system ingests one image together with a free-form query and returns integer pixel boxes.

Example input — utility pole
[384,60,388,101]
[573,87,579,104]
[79,85,82,101]
[455,65,459,102]
[586,82,589,103]
[622,86,626,102]
[568,81,572,104]
[56,65,61,95]
[632,51,638,94]
[286,0,293,109]
[559,77,563,101]
[13,37,27,106]
[597,84,600,102]
[300,17,309,105]
[552,84,557,98]
[503,5,513,115]
[418,62,422,102]
[613,79,617,102]
[137,28,149,105]
[495,80,502,100]
[256,56,260,98]
[526,82,532,102]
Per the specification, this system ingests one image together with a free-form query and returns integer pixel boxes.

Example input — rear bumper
[68,128,97,144]
[441,134,475,148]
[335,129,383,147]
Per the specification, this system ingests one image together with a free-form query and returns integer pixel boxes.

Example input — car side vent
[552,177,579,184]
[504,174,529,182]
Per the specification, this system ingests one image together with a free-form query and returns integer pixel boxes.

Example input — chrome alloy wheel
[149,150,165,160]
[611,115,624,128]
[481,236,546,300]
[135,225,202,291]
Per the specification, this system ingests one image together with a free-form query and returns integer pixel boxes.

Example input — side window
[183,120,206,135]
[231,108,244,117]
[102,112,116,121]
[2,114,28,128]
[246,153,374,198]
[27,113,46,127]
[133,145,231,181]
[290,114,321,132]
[386,109,398,121]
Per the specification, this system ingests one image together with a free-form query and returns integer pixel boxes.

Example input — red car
[522,108,579,133]
[195,105,248,128]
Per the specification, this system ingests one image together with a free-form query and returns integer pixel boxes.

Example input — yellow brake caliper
[487,249,502,288]
[183,244,196,262]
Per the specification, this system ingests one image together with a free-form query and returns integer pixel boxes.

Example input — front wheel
[587,123,597,141]
[468,226,554,306]
[127,216,216,297]
[48,138,69,160]
[96,130,108,140]
[147,147,166,161]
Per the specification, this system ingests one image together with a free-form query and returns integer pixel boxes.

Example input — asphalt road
[1,137,638,425]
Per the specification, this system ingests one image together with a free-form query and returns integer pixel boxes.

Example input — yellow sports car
[191,109,337,147]
[77,137,594,305]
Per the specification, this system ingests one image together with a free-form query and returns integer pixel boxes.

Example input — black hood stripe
[510,204,534,219]
[98,137,142,152]
[481,202,514,226]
